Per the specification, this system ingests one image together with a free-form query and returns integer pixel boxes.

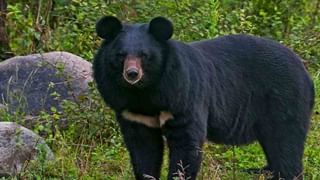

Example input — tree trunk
[0,0,12,61]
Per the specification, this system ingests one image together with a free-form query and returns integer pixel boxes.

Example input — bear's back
[190,34,311,91]
[191,34,304,71]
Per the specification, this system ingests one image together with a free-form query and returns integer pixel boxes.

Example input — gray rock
[0,51,92,115]
[0,122,54,176]
[0,104,5,111]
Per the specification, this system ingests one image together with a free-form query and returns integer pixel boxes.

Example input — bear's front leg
[117,113,164,180]
[163,116,206,180]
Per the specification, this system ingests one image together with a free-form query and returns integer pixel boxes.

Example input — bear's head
[95,16,173,89]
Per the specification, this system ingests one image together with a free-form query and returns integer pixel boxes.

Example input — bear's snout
[126,69,139,80]
[123,55,144,84]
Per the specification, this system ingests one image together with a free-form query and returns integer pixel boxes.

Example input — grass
[0,73,319,180]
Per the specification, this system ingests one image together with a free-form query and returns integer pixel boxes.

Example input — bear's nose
[125,68,139,80]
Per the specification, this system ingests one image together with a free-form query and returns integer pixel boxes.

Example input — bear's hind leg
[255,122,306,180]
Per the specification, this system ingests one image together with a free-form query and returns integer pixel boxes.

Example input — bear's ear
[96,16,122,40]
[149,17,173,41]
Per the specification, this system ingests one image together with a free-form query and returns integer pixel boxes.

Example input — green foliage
[217,0,320,67]
[6,0,319,66]
[2,0,320,179]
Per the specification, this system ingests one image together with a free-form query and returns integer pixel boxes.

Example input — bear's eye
[116,52,127,59]
[139,52,149,60]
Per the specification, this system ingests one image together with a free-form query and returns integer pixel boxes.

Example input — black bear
[93,16,314,180]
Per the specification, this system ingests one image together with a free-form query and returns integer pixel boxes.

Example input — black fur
[149,17,173,41]
[96,16,122,40]
[93,16,315,180]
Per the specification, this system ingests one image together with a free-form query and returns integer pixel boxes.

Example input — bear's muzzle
[123,55,144,84]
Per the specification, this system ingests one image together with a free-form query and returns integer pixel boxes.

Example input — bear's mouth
[123,55,144,85]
